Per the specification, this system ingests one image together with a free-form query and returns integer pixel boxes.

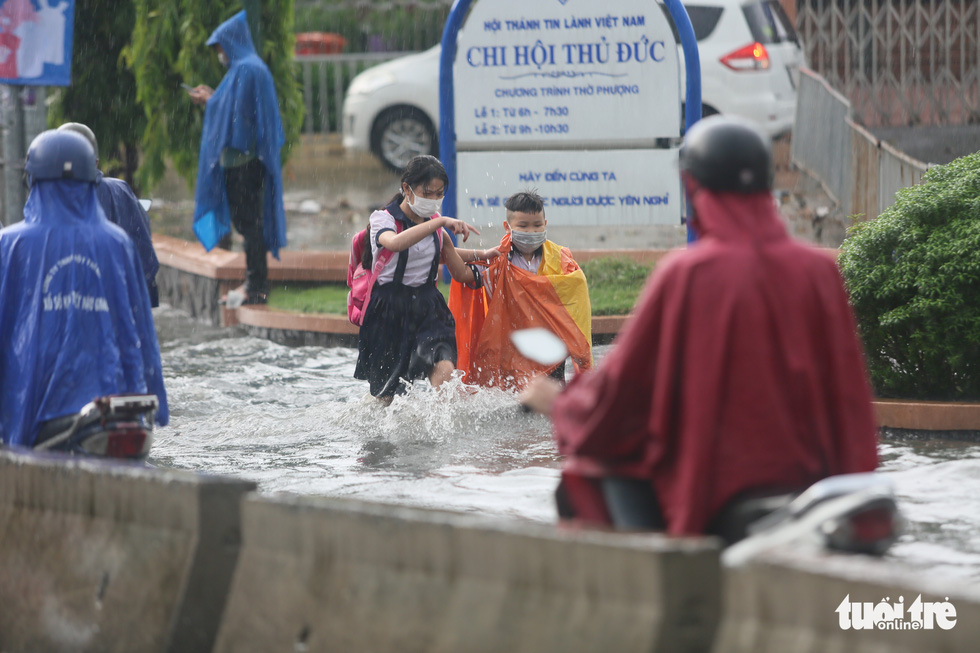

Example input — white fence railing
[295,52,412,135]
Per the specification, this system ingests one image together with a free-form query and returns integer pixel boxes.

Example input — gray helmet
[24,129,99,186]
[57,122,99,159]
[679,115,773,193]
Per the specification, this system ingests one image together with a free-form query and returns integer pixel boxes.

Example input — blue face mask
[510,229,547,255]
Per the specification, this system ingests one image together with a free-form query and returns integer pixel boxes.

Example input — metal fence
[793,67,929,221]
[293,0,449,56]
[792,67,853,211]
[296,51,411,134]
[798,0,980,127]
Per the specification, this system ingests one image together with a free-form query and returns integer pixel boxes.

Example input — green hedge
[839,152,980,400]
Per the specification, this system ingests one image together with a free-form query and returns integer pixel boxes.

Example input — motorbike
[32,394,159,461]
[509,328,904,560]
[720,472,903,564]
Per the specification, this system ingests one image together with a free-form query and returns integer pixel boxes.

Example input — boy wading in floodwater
[354,155,498,403]
[449,190,592,389]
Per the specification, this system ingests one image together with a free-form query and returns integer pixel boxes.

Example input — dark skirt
[354,282,457,398]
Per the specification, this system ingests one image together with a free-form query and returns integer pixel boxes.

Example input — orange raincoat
[449,232,592,389]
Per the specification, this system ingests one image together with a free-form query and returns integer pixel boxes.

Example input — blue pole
[439,0,474,231]
[437,0,473,280]
[663,0,702,243]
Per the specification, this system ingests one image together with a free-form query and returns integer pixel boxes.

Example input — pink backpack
[346,220,403,326]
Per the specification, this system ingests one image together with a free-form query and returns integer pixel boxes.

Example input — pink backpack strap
[360,217,404,314]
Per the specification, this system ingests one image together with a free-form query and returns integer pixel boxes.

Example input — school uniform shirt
[370,205,441,287]
[481,248,542,300]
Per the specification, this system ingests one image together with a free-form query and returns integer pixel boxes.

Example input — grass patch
[267,282,451,314]
[267,257,655,316]
[267,283,350,314]
[581,257,655,315]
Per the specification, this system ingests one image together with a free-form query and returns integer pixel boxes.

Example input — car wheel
[680,104,719,134]
[370,106,438,173]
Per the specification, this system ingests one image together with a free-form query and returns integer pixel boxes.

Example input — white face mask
[510,229,547,255]
[408,187,443,218]
[218,51,230,67]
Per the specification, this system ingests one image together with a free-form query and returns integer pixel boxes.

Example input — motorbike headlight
[347,70,396,96]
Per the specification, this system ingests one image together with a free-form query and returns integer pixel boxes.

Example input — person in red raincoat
[520,115,879,539]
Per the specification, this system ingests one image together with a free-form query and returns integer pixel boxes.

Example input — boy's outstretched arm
[441,233,485,285]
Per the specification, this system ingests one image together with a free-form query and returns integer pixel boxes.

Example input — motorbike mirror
[510,328,568,366]
[139,199,151,212]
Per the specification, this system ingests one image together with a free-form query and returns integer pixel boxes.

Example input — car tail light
[720,42,770,71]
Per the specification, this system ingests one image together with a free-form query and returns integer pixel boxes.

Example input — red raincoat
[551,186,878,535]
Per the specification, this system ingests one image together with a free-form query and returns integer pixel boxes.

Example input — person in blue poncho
[0,129,169,448]
[57,122,161,307]
[186,9,286,305]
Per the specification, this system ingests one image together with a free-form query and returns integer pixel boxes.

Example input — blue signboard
[0,0,75,86]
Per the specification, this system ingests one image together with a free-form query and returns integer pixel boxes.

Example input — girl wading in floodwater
[354,155,498,403]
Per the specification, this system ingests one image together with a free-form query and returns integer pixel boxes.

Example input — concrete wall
[156,263,230,327]
[213,494,722,653]
[0,450,255,653]
[714,550,979,653]
[4,449,979,652]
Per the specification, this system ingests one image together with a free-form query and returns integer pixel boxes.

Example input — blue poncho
[0,180,169,448]
[96,172,160,307]
[193,10,287,258]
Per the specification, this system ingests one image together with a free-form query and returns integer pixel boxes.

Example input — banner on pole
[0,0,75,87]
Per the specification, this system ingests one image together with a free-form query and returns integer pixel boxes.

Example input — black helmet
[679,115,773,193]
[24,129,98,186]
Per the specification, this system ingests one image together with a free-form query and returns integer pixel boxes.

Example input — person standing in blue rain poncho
[0,130,169,448]
[186,9,286,305]
[57,122,161,307]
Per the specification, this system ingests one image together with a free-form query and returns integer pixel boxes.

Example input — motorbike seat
[35,410,103,447]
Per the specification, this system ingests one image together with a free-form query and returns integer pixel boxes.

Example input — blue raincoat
[96,172,160,307]
[0,180,169,448]
[193,10,287,258]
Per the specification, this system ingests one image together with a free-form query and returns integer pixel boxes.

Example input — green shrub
[839,152,980,400]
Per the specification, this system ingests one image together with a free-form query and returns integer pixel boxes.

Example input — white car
[342,0,802,172]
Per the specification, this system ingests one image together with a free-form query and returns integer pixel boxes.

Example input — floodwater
[149,304,980,583]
